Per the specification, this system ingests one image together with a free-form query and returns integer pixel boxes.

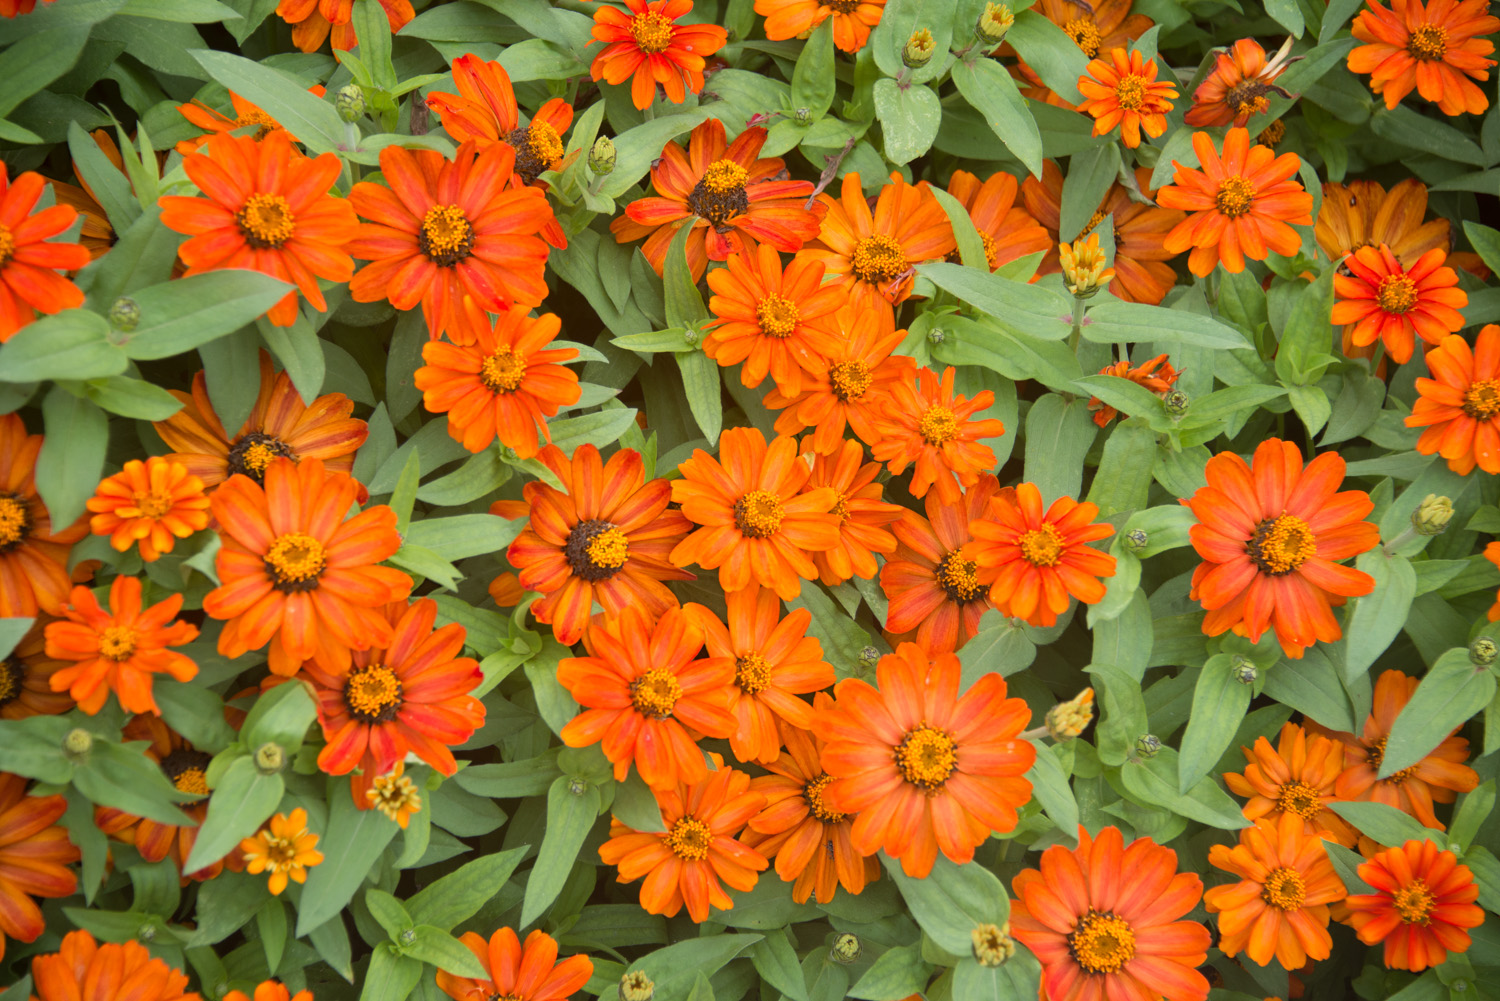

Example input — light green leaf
[189,49,346,153]
[881,853,1008,956]
[1177,655,1252,793]
[0,310,125,383]
[949,57,1042,177]
[122,271,291,359]
[1342,550,1416,682]
[874,79,941,165]
[35,388,108,529]
[1382,649,1494,778]
[183,756,282,873]
[521,777,601,926]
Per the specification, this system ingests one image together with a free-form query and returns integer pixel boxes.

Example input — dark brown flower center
[419,205,474,266]
[1019,525,1066,567]
[344,664,404,722]
[0,493,32,552]
[686,160,750,227]
[0,659,22,706]
[1247,514,1315,576]
[757,294,799,338]
[505,122,565,185]
[820,0,860,11]
[564,519,629,581]
[1408,25,1448,61]
[935,549,984,602]
[0,224,15,270]
[1367,735,1419,784]
[161,749,213,798]
[99,626,137,661]
[227,431,295,483]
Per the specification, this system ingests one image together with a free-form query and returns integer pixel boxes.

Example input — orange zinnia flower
[0,162,88,341]
[366,761,423,828]
[30,931,198,1001]
[1344,839,1484,971]
[764,305,916,453]
[590,0,728,110]
[938,169,1051,273]
[1408,326,1500,474]
[173,89,313,155]
[1315,669,1479,830]
[0,772,77,962]
[1011,826,1211,1001]
[1349,0,1499,115]
[1158,127,1313,277]
[413,300,580,456]
[820,643,1035,877]
[0,621,74,720]
[704,244,844,396]
[599,758,767,921]
[507,444,692,646]
[348,141,554,340]
[870,366,1004,503]
[1317,178,1451,266]
[1330,245,1467,364]
[685,585,834,764]
[755,0,885,52]
[670,427,840,599]
[1077,48,1178,147]
[45,576,198,716]
[240,807,323,895]
[304,598,485,804]
[611,119,821,282]
[558,606,734,789]
[742,697,881,903]
[880,475,998,653]
[1184,438,1379,658]
[969,482,1116,628]
[202,457,412,676]
[0,414,87,618]
[1224,723,1358,846]
[1204,813,1347,970]
[226,983,312,1001]
[1010,0,1153,106]
[437,928,593,1001]
[804,440,901,586]
[154,350,368,491]
[86,457,210,563]
[798,172,956,328]
[1187,37,1296,127]
[276,0,415,52]
[1088,353,1180,427]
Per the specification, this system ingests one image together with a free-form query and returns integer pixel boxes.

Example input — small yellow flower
[977,3,1014,43]
[367,761,423,828]
[1059,233,1115,298]
[1045,689,1095,741]
[240,807,324,895]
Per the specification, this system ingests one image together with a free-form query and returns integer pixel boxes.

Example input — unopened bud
[1233,657,1257,685]
[795,107,811,124]
[63,728,93,758]
[1162,389,1189,416]
[1472,637,1498,666]
[1045,689,1095,742]
[399,927,417,945]
[569,777,588,795]
[137,923,156,942]
[1412,494,1453,536]
[108,296,140,332]
[975,2,1014,43]
[858,646,880,670]
[620,971,655,1001]
[683,327,699,347]
[1059,232,1114,299]
[589,136,617,176]
[903,28,935,69]
[1124,528,1148,554]
[336,84,365,122]
[971,922,1016,967]
[1135,734,1162,758]
[254,742,285,775]
[830,932,862,963]
[927,326,945,344]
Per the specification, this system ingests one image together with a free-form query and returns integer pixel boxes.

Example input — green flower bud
[830,932,862,963]
[927,326,945,344]
[336,84,366,123]
[1135,734,1161,758]
[858,646,881,670]
[1412,494,1453,536]
[137,923,156,942]
[1233,657,1257,685]
[108,296,140,332]
[63,728,93,759]
[794,107,811,124]
[399,927,417,945]
[1471,637,1497,666]
[903,28,936,69]
[569,777,588,795]
[1125,528,1149,554]
[589,136,617,176]
[254,742,285,775]
[1162,389,1190,417]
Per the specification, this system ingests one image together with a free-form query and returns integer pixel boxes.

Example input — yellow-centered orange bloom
[1224,723,1358,846]
[1010,0,1154,106]
[0,621,75,720]
[0,162,89,341]
[367,762,422,828]
[1077,48,1177,147]
[1187,37,1296,127]
[804,440,902,586]
[173,89,312,155]
[938,169,1051,274]
[0,772,77,962]
[1088,354,1180,427]
[1343,839,1484,971]
[1330,245,1467,364]
[437,928,593,1001]
[1348,0,1499,116]
[1204,814,1347,969]
[0,413,87,618]
[870,366,1004,503]
[590,0,729,110]
[240,808,323,895]
[819,644,1035,877]
[276,0,414,52]
[86,458,210,563]
[755,0,885,51]
[1408,325,1500,474]
[29,931,199,1001]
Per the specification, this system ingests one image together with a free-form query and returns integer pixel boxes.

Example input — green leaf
[521,776,602,926]
[402,514,523,562]
[613,768,666,833]
[1026,742,1079,836]
[1086,420,1155,518]
[1059,144,1119,242]
[406,846,528,930]
[919,263,1072,342]
[1450,781,1495,850]
[1342,550,1416,682]
[1023,394,1095,503]
[951,953,1043,1001]
[0,715,75,785]
[1464,222,1500,278]
[1072,376,1166,425]
[751,929,810,1001]
[189,49,346,154]
[678,351,722,445]
[241,677,318,752]
[366,888,414,938]
[1261,646,1356,732]
[1324,840,1375,895]
[258,313,325,404]
[1382,649,1495,778]
[79,376,183,420]
[1265,0,1304,36]
[548,408,643,454]
[598,113,710,199]
[1177,655,1252,793]
[621,934,764,1001]
[361,946,423,1001]
[389,446,421,535]
[1119,748,1247,829]
[352,0,397,89]
[1084,298,1249,349]
[257,897,288,974]
[68,122,138,231]
[524,641,579,737]
[611,328,696,353]
[1006,10,1088,105]
[789,18,836,119]
[663,224,708,330]
[122,271,291,360]
[0,310,125,383]
[848,943,931,1001]
[400,926,488,979]
[1274,268,1337,386]
[927,185,988,271]
[455,753,563,798]
[295,785,401,935]
[958,619,1036,686]
[949,57,1042,177]
[154,680,235,754]
[0,24,89,119]
[35,387,107,530]
[882,853,1008,956]
[118,0,240,20]
[183,755,283,873]
[1088,662,1149,767]
[309,912,355,982]
[0,618,33,661]
[1329,801,1445,849]
[874,80,941,165]
[73,739,195,826]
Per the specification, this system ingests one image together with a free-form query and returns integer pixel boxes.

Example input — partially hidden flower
[1343,839,1484,971]
[1077,48,1177,147]
[240,807,323,895]
[804,440,902,586]
[225,983,312,1001]
[1088,353,1179,427]
[0,772,78,962]
[1330,244,1467,365]
[755,0,886,52]
[276,0,414,52]
[0,413,88,617]
[589,0,729,110]
[938,168,1051,273]
[173,89,313,154]
[86,457,210,562]
[1223,722,1358,846]
[437,927,593,1001]
[1186,37,1296,127]
[1407,325,1500,474]
[1348,0,1499,116]
[0,620,75,720]
[1316,178,1451,266]
[367,761,423,828]
[29,930,200,1001]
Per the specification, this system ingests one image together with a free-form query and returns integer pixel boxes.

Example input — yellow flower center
[829,360,873,402]
[369,770,422,822]
[1261,867,1307,910]
[1408,24,1448,61]
[1019,524,1066,568]
[688,160,751,226]
[1277,780,1324,820]
[0,223,15,269]
[419,204,474,266]
[822,0,861,11]
[236,193,295,250]
[480,348,527,394]
[936,549,985,602]
[917,405,960,445]
[586,527,629,569]
[895,723,957,790]
[630,10,675,53]
[734,489,784,539]
[1113,74,1148,111]
[1367,735,1419,784]
[261,831,303,867]
[234,109,280,141]
[1080,208,1108,239]
[803,773,846,823]
[850,234,909,286]
[264,532,327,590]
[756,293,800,338]
[1394,879,1437,924]
[173,767,209,796]
[564,520,630,582]
[162,750,214,798]
[1062,17,1101,57]
[831,492,851,523]
[344,664,404,722]
[243,443,278,472]
[1068,910,1136,973]
[734,652,772,694]
[1464,380,1500,420]
[507,121,567,184]
[99,625,137,662]
[1377,274,1419,315]
[1215,176,1256,219]
[0,494,30,549]
[228,432,293,482]
[631,667,682,719]
[1258,119,1286,146]
[1248,514,1315,576]
[1237,95,1271,117]
[133,489,174,519]
[703,159,749,195]
[665,816,712,860]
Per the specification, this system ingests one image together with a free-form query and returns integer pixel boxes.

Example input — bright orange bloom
[1012,826,1211,1001]
[1187,37,1296,127]
[1344,840,1484,971]
[0,414,87,618]
[154,350,368,491]
[30,931,199,1001]
[1011,0,1154,106]
[45,576,198,716]
[969,482,1116,627]
[304,599,485,802]
[413,300,580,456]
[1077,48,1178,147]
[276,0,414,52]
[670,427,840,599]
[173,89,315,155]
[820,644,1035,877]
[764,305,916,454]
[348,141,554,341]
[1184,439,1379,659]
[0,162,88,341]
[1224,723,1358,846]
[611,119,821,282]
[590,0,728,109]
[1316,669,1479,830]
[2,0,52,15]
[804,440,901,586]
[1407,326,1500,473]
[558,606,733,789]
[202,457,412,676]
[755,0,885,51]
[1089,354,1180,427]
[225,983,312,1001]
[1349,0,1499,115]
[86,457,210,563]
[798,172,956,328]
[939,169,1051,273]
[870,366,1004,503]
[438,928,593,1001]
[880,475,998,653]
[685,586,833,764]
[507,444,692,646]
[598,758,767,921]
[1317,178,1451,266]
[1204,813,1347,969]
[1331,245,1467,364]
[240,807,323,895]
[704,244,844,396]
[0,773,77,962]
[1158,128,1313,277]
[743,697,881,903]
[0,621,74,720]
